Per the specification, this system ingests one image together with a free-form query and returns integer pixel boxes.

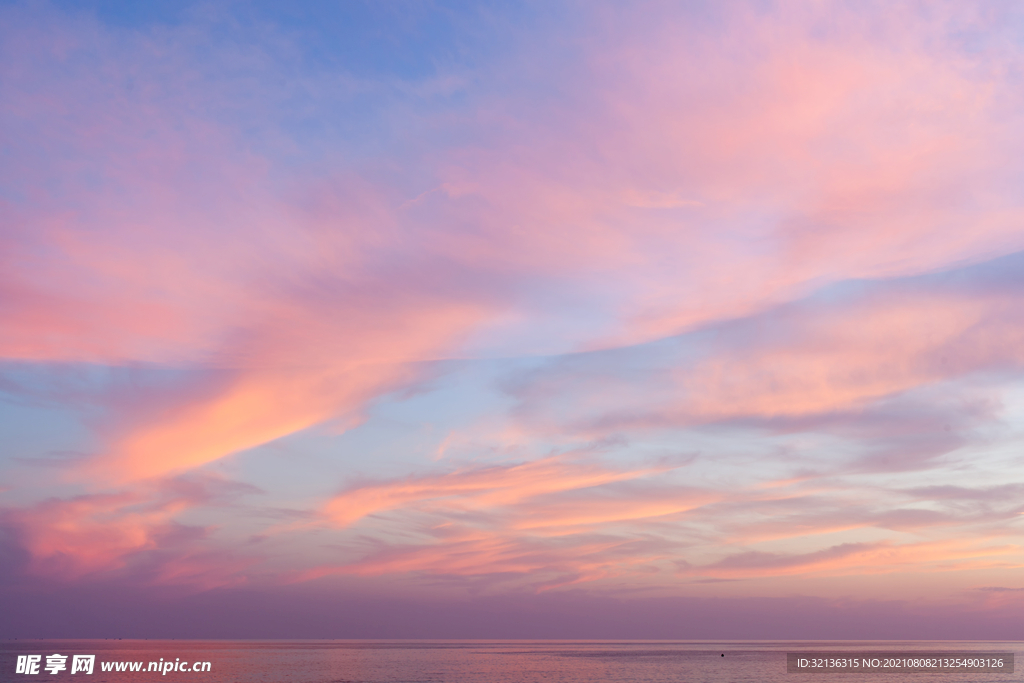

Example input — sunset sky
[2,0,1024,639]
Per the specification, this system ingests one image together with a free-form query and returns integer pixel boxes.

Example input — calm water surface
[2,640,1020,683]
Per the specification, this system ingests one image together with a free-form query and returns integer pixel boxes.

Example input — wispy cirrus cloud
[322,452,681,528]
[693,538,1024,579]
[506,254,1024,438]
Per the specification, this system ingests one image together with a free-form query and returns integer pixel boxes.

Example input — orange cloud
[324,454,672,528]
[694,539,1024,580]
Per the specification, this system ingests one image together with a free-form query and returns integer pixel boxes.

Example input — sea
[2,640,1020,683]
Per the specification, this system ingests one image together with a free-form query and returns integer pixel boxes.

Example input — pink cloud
[3,493,163,578]
[0,474,266,590]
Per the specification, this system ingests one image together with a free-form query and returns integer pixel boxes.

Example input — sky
[1,0,1024,639]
